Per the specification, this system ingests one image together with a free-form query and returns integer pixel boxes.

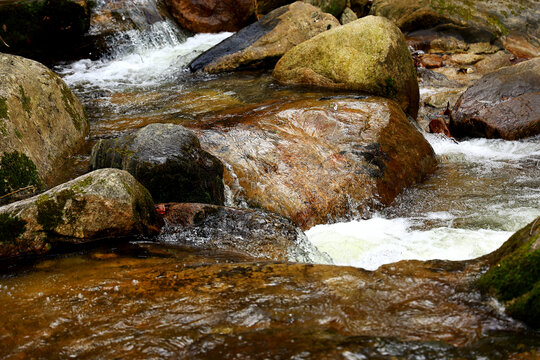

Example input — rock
[340,7,358,25]
[255,0,294,15]
[90,123,225,205]
[478,216,540,328]
[0,169,161,259]
[502,33,540,60]
[450,58,540,140]
[429,118,453,138]
[190,96,436,229]
[0,54,89,200]
[165,0,256,33]
[474,50,513,75]
[159,203,330,262]
[421,54,443,68]
[304,0,346,17]
[189,2,340,73]
[0,0,91,65]
[273,16,420,118]
[350,0,371,17]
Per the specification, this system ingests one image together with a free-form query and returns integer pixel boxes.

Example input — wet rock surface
[189,2,339,73]
[0,169,160,259]
[0,54,88,197]
[273,16,420,118]
[90,123,225,205]
[304,0,346,17]
[450,58,540,140]
[159,203,329,262]
[165,0,256,33]
[0,242,537,358]
[189,96,436,230]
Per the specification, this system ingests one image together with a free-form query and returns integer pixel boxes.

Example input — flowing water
[1,0,539,357]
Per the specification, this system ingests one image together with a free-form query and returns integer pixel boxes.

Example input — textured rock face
[165,0,256,33]
[304,0,346,17]
[0,0,91,65]
[190,96,436,230]
[0,169,161,259]
[450,58,540,140]
[189,2,339,73]
[478,217,540,328]
[0,54,89,194]
[90,123,225,205]
[273,16,420,118]
[159,203,329,263]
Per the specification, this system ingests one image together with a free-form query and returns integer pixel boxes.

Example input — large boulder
[0,54,89,199]
[304,0,346,17]
[0,0,91,65]
[478,216,540,328]
[165,0,256,33]
[159,203,330,263]
[273,16,420,118]
[450,58,540,140]
[0,169,161,259]
[189,96,436,230]
[189,2,340,73]
[90,123,225,205]
[369,0,540,56]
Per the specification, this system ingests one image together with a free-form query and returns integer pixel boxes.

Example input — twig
[0,34,9,48]
[530,218,539,236]
[0,185,36,200]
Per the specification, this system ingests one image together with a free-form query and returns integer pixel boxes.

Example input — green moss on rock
[18,85,31,116]
[0,98,8,119]
[0,212,27,244]
[35,189,76,231]
[0,151,41,197]
[506,282,540,327]
[60,83,84,131]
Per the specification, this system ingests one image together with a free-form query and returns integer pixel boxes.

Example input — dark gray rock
[90,123,225,205]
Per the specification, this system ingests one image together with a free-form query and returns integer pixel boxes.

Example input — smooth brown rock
[166,0,256,33]
[159,203,329,262]
[273,16,420,118]
[429,118,453,138]
[0,54,88,190]
[0,169,161,259]
[340,7,358,24]
[451,58,540,140]
[189,97,436,229]
[189,2,339,73]
[502,33,540,60]
[421,54,443,68]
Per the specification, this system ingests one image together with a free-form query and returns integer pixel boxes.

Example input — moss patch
[60,83,85,131]
[0,98,8,119]
[0,212,27,244]
[506,282,540,327]
[0,151,41,197]
[35,189,76,231]
[18,85,31,116]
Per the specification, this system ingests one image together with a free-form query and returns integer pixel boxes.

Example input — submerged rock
[0,54,88,200]
[189,2,339,73]
[159,203,329,263]
[90,123,225,205]
[190,96,436,229]
[450,58,540,140]
[0,0,91,65]
[478,216,540,329]
[165,0,256,33]
[0,169,161,259]
[273,16,420,118]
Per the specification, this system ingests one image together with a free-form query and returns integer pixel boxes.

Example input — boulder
[0,169,161,259]
[340,7,358,25]
[350,0,371,17]
[478,216,540,328]
[273,16,420,118]
[189,2,339,73]
[0,54,88,200]
[256,0,293,14]
[450,58,540,140]
[190,96,436,230]
[165,0,256,33]
[159,203,330,262]
[90,123,225,205]
[304,0,346,17]
[0,0,91,65]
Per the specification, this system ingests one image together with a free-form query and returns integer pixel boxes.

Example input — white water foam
[57,32,233,91]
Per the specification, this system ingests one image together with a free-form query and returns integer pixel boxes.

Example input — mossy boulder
[273,16,420,118]
[189,2,340,73]
[0,0,91,65]
[0,53,89,200]
[90,123,225,205]
[304,0,346,17]
[0,169,161,259]
[478,217,540,328]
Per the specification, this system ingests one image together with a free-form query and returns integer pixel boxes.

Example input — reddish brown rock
[429,118,453,138]
[189,96,436,229]
[451,58,540,140]
[165,0,256,33]
[421,54,443,68]
[502,33,540,60]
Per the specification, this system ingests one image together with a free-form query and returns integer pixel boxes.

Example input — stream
[1,0,539,358]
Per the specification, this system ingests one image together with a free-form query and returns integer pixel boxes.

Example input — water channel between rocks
[1,4,539,358]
